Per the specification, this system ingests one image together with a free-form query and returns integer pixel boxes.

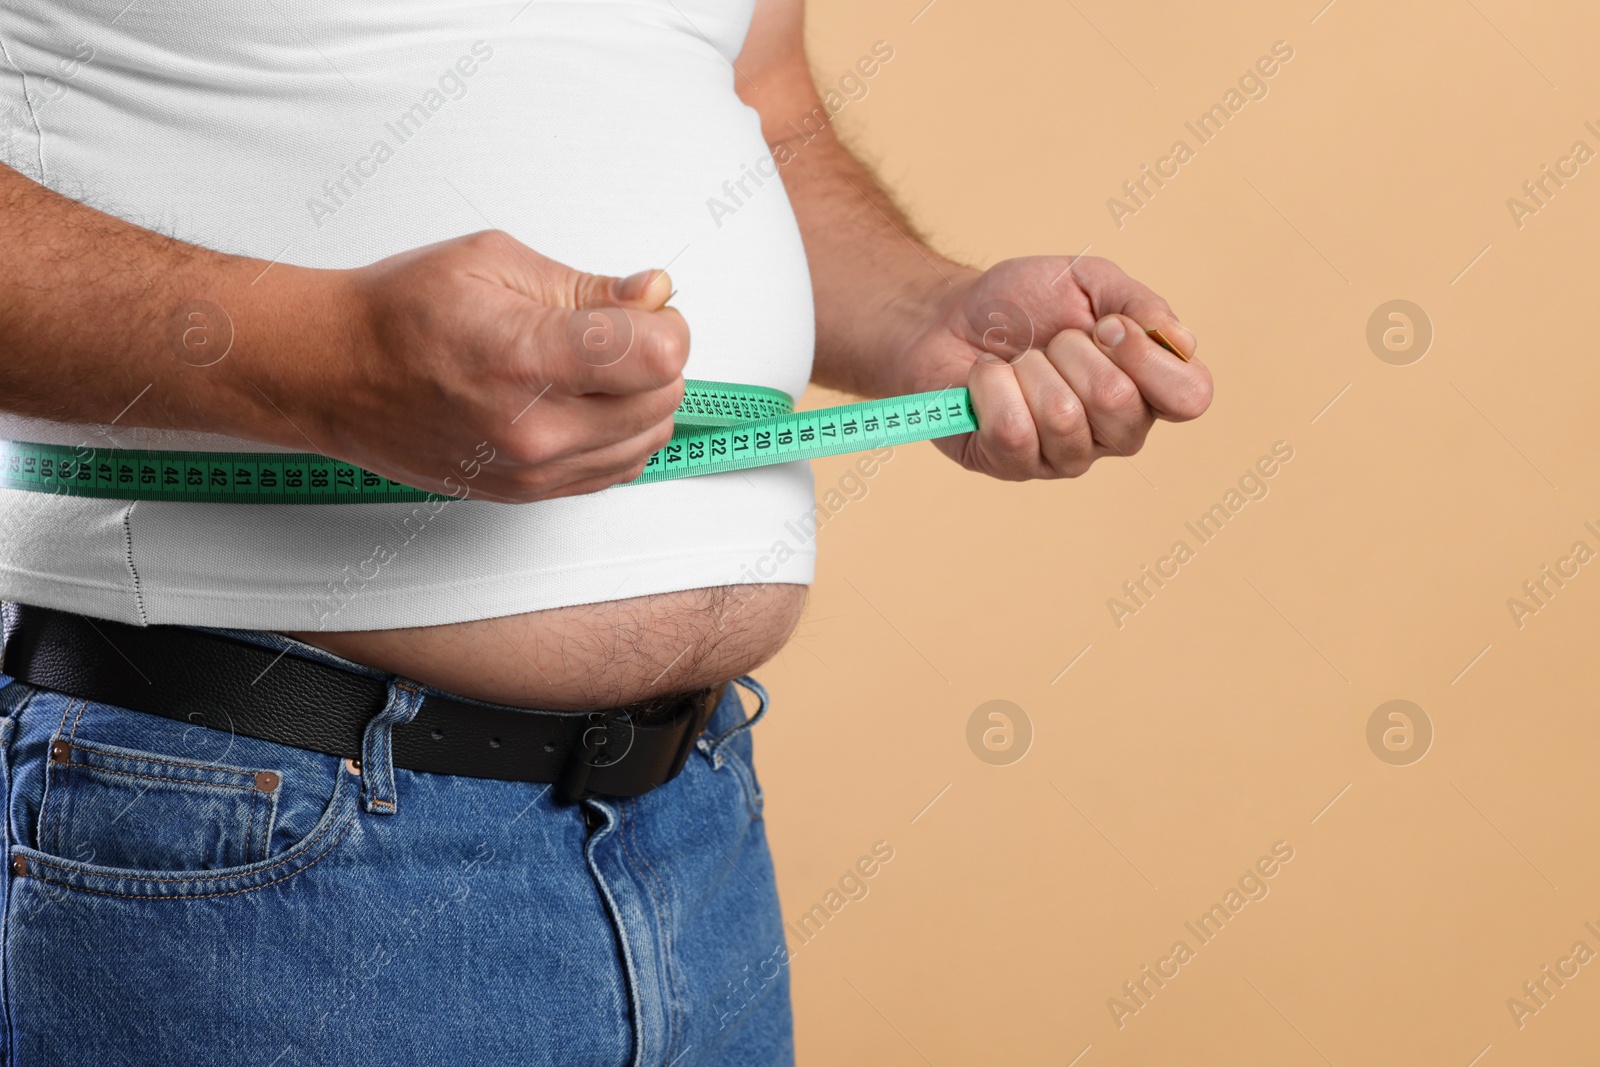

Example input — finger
[1045,328,1153,457]
[572,267,674,311]
[468,229,676,313]
[1010,348,1095,476]
[1091,314,1214,423]
[552,418,680,492]
[514,299,691,398]
[963,356,1045,480]
[1070,258,1198,360]
[514,379,685,460]
[461,237,690,396]
[484,417,678,503]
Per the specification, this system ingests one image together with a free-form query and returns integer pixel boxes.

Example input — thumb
[526,266,688,392]
[477,232,672,310]
[567,267,674,311]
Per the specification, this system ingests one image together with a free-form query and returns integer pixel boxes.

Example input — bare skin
[283,585,809,712]
[0,0,1212,712]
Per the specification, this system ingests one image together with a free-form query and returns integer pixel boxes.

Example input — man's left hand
[899,255,1214,480]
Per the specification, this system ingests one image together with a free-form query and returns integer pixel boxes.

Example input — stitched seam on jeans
[613,807,659,1051]
[43,764,59,858]
[65,698,88,747]
[244,786,257,865]
[50,700,90,857]
[0,702,25,1067]
[254,789,277,864]
[376,714,392,805]
[52,699,90,854]
[51,764,256,790]
[1,687,42,864]
[729,757,760,819]
[616,807,668,1055]
[582,816,647,1059]
[20,817,358,901]
[622,801,682,1059]
[51,696,78,740]
[706,729,761,816]
[22,770,350,885]
[44,695,83,855]
[0,687,41,741]
[62,701,93,853]
[248,783,264,870]
[59,741,265,780]
[363,733,388,810]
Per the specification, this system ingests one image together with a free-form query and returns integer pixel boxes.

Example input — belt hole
[488,737,502,748]
[543,741,556,754]
[430,728,445,740]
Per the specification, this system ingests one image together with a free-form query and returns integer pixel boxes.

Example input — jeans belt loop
[360,679,427,815]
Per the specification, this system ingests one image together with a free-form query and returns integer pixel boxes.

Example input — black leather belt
[0,603,725,803]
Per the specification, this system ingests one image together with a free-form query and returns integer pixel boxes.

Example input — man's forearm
[735,15,976,398]
[0,165,706,504]
[0,163,342,446]
[771,112,976,397]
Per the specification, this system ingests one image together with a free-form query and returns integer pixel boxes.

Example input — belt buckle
[554,705,641,804]
[553,684,724,804]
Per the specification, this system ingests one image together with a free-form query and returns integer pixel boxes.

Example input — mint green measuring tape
[0,381,976,504]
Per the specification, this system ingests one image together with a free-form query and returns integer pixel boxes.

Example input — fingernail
[1094,315,1126,347]
[616,269,657,302]
[1169,321,1197,349]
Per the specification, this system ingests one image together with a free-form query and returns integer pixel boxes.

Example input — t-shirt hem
[27,543,817,631]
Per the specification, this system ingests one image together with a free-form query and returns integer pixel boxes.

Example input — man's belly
[281,583,807,711]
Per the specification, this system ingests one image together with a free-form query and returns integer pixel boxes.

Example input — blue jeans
[0,625,793,1066]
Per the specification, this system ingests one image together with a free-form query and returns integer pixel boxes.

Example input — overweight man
[0,0,1211,1063]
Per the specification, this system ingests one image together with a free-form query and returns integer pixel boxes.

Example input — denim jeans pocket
[695,676,769,818]
[36,737,283,871]
[3,684,359,899]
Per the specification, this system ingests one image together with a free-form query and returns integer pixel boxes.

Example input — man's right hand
[0,166,687,504]
[286,230,689,504]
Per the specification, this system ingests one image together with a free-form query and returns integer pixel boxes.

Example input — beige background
[756,1,1600,1063]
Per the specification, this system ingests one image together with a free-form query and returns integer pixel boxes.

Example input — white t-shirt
[0,0,816,630]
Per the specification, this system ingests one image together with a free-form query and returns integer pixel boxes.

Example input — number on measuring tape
[0,382,976,503]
